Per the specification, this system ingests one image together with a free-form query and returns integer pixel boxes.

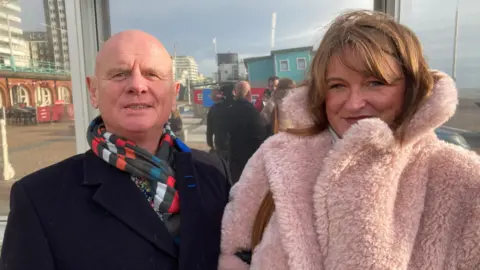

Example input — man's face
[268,79,279,91]
[87,34,179,137]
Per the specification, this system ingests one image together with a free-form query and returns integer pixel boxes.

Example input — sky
[18,0,480,89]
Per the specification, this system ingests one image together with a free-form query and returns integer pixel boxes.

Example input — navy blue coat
[0,149,231,270]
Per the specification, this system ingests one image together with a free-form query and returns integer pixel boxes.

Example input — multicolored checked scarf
[87,115,190,214]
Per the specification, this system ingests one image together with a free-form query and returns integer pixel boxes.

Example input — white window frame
[296,57,307,70]
[65,0,111,153]
[279,60,289,72]
[373,0,399,20]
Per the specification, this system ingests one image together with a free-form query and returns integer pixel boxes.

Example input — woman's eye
[328,84,344,90]
[368,81,384,87]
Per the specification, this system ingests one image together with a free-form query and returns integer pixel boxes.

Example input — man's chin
[120,121,159,134]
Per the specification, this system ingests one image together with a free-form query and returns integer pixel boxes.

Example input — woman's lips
[344,116,372,124]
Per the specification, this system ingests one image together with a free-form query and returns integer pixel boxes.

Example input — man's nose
[343,87,367,111]
[126,69,148,94]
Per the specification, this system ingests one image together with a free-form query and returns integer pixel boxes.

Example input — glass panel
[0,0,77,218]
[109,0,374,155]
[400,0,480,152]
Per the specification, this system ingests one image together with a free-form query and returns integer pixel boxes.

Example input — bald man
[226,81,267,183]
[1,30,231,270]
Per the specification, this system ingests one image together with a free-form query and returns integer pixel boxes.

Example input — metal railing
[0,57,70,75]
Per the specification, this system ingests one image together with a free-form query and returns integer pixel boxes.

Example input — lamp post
[452,0,460,81]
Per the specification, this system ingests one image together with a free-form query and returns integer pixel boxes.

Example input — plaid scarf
[87,116,190,214]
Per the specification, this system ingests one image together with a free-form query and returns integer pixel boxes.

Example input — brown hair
[287,10,437,141]
[270,78,296,134]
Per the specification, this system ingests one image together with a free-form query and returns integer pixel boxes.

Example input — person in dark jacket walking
[206,84,234,162]
[227,81,267,184]
[0,30,231,270]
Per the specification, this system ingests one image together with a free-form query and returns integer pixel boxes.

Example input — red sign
[36,106,51,123]
[193,89,203,104]
[36,104,75,123]
[250,88,264,97]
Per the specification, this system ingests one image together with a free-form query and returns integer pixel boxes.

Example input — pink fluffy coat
[219,73,480,270]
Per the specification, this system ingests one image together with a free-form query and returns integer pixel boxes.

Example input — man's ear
[174,81,180,96]
[171,81,180,110]
[86,76,99,109]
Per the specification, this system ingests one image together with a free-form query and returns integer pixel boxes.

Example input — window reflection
[0,0,78,218]
[400,0,480,149]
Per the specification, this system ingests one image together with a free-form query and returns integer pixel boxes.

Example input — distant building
[23,31,53,68]
[0,2,30,67]
[216,53,247,82]
[43,0,70,71]
[244,46,314,87]
[173,56,199,85]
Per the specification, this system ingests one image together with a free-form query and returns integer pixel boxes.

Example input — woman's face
[325,49,406,137]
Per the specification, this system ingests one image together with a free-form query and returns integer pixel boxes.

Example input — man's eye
[147,73,161,79]
[112,73,126,79]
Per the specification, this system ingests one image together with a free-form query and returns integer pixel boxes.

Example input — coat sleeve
[446,149,480,269]
[218,147,270,270]
[247,106,267,152]
[260,100,274,124]
[206,107,215,148]
[253,96,263,112]
[427,145,480,269]
[0,181,55,270]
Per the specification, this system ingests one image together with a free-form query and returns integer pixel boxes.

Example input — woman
[169,106,183,140]
[260,78,296,135]
[219,10,480,269]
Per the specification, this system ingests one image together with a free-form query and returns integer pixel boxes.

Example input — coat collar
[82,150,178,258]
[82,150,210,268]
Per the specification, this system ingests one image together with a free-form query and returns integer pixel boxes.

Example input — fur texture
[219,72,480,270]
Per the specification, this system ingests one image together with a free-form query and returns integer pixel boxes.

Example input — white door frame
[373,0,400,19]
[65,0,111,153]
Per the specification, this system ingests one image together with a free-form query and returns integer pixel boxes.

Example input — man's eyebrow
[104,67,129,76]
[142,67,162,73]
[143,67,171,77]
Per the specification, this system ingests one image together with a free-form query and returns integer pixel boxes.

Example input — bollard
[182,129,188,143]
[1,107,14,181]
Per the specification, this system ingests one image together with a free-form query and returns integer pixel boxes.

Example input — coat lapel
[174,151,206,270]
[82,150,178,259]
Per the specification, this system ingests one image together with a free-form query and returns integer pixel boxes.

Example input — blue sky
[19,0,480,89]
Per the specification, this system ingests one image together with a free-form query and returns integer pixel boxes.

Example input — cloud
[19,0,45,31]
[239,53,267,59]
[276,29,315,43]
[196,58,217,76]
